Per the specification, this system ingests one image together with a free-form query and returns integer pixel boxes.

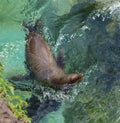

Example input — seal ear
[68,73,83,84]
[56,49,65,70]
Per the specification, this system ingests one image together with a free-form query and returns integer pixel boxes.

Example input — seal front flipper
[56,49,65,70]
[9,74,31,81]
[8,74,34,91]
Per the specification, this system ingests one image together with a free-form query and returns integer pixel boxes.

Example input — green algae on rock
[0,63,31,123]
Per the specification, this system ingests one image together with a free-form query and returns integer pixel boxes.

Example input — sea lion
[25,25,83,89]
[10,21,83,90]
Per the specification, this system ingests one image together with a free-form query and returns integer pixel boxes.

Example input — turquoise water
[0,0,120,123]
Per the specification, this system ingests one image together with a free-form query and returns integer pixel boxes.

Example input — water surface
[0,0,120,123]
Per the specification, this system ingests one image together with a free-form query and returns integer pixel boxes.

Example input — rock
[0,98,27,123]
[26,95,61,123]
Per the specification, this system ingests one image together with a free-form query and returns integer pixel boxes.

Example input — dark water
[0,0,120,123]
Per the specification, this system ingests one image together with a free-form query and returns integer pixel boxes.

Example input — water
[0,0,120,123]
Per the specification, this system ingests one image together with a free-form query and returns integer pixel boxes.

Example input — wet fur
[26,32,83,88]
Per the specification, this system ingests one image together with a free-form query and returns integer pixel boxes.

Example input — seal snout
[68,73,83,84]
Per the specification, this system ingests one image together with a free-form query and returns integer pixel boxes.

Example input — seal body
[26,32,83,88]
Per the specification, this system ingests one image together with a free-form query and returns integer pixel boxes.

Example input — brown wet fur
[26,32,83,88]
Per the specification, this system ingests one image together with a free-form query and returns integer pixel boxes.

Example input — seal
[10,21,83,90]
[25,26,83,89]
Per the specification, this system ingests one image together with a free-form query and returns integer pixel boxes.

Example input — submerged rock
[62,1,120,123]
[26,95,61,123]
